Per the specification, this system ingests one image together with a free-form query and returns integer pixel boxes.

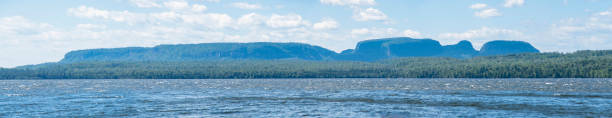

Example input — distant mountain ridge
[335,38,481,61]
[61,42,337,63]
[60,37,540,63]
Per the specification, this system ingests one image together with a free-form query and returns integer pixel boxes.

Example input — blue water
[1,79,612,117]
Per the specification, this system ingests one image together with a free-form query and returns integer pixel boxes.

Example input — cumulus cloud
[202,0,220,2]
[129,0,162,8]
[150,12,180,21]
[76,24,107,29]
[547,10,612,51]
[437,27,524,48]
[231,2,262,10]
[68,5,232,28]
[320,0,375,6]
[470,3,487,9]
[351,27,421,39]
[266,14,308,28]
[163,0,190,10]
[0,16,53,35]
[350,28,370,35]
[129,0,206,12]
[469,3,500,18]
[474,8,501,18]
[237,13,266,26]
[504,0,525,8]
[313,18,338,30]
[599,11,611,16]
[191,4,207,12]
[0,16,61,67]
[68,6,145,24]
[320,0,385,22]
[353,7,387,21]
[180,13,233,28]
[438,27,523,39]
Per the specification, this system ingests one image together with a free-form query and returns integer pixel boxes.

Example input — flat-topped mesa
[478,40,540,56]
[59,37,540,63]
[336,37,480,61]
[337,37,443,61]
[60,42,338,63]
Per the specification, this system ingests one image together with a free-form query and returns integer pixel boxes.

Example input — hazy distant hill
[59,37,539,62]
[336,38,481,61]
[478,40,540,56]
[61,42,337,63]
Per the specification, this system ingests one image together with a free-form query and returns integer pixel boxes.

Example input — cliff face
[60,37,540,62]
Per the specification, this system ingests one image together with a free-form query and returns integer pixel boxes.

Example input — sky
[0,0,611,67]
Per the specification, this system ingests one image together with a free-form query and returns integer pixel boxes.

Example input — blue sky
[0,0,611,67]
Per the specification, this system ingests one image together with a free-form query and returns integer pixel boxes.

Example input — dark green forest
[1,50,611,79]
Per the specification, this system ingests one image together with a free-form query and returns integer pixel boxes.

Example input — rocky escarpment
[60,37,540,62]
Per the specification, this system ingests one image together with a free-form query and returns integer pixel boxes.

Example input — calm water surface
[1,79,612,117]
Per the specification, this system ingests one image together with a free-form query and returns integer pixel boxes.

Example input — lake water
[1,79,611,117]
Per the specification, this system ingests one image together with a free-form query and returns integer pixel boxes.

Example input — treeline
[1,50,611,79]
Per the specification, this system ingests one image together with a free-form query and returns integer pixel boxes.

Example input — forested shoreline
[1,50,611,79]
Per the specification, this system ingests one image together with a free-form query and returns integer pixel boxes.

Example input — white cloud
[320,0,376,6]
[191,4,207,12]
[130,0,206,12]
[231,2,262,10]
[266,14,307,28]
[504,0,525,8]
[129,0,162,8]
[365,28,397,37]
[547,10,612,51]
[76,24,107,29]
[320,0,385,22]
[0,16,62,67]
[313,18,339,30]
[437,27,524,48]
[163,0,190,10]
[0,16,52,35]
[469,3,500,18]
[150,12,180,21]
[237,13,266,26]
[68,6,233,28]
[470,3,487,9]
[202,0,220,2]
[180,13,233,28]
[553,10,612,35]
[474,8,501,18]
[599,11,611,16]
[353,7,387,21]
[68,6,145,24]
[438,27,523,39]
[402,29,422,38]
[351,28,369,35]
[68,6,111,18]
[350,27,419,39]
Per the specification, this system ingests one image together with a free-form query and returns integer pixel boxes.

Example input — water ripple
[0,78,611,117]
